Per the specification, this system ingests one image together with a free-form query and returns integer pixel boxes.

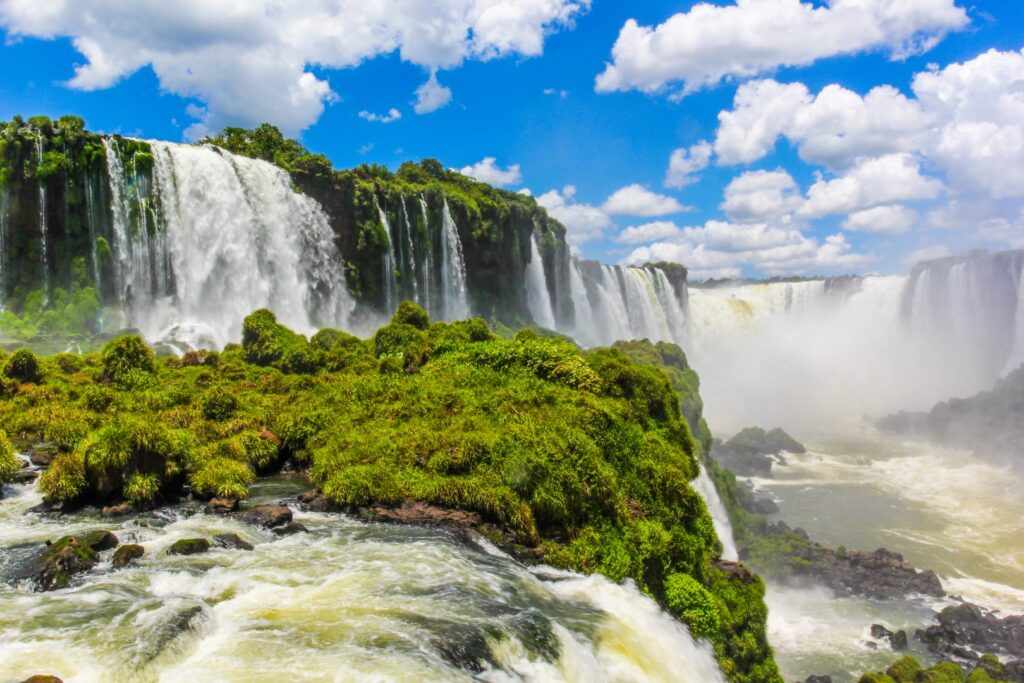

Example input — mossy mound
[0,307,780,682]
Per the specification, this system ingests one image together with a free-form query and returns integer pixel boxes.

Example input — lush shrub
[5,348,43,384]
[101,335,155,385]
[200,386,238,421]
[0,430,19,483]
[123,472,160,506]
[38,451,87,503]
[190,457,255,500]
[241,308,318,373]
[664,572,722,638]
[392,300,429,330]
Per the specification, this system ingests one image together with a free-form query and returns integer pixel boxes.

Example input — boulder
[232,504,292,529]
[112,544,144,568]
[206,498,239,514]
[213,533,254,551]
[271,522,309,536]
[28,448,57,467]
[167,538,211,556]
[100,502,136,518]
[20,677,63,683]
[803,676,832,683]
[711,426,806,477]
[83,530,119,552]
[18,536,99,591]
[916,602,1024,659]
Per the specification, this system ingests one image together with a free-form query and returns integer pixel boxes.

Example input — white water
[440,199,469,321]
[400,197,419,303]
[377,200,399,316]
[129,142,353,348]
[0,475,724,683]
[694,464,738,562]
[35,135,50,298]
[0,185,7,300]
[526,232,556,329]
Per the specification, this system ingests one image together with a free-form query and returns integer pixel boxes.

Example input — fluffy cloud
[721,169,803,222]
[623,220,872,278]
[902,244,953,268]
[842,205,917,234]
[358,108,402,123]
[457,157,523,186]
[537,186,612,245]
[713,49,1024,204]
[615,221,683,244]
[799,154,942,218]
[0,0,589,134]
[665,141,712,188]
[602,184,688,216]
[595,0,967,96]
[414,71,453,114]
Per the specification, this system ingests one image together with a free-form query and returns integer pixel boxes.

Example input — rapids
[0,471,724,683]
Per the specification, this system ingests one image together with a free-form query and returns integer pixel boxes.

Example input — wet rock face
[28,447,57,467]
[19,536,100,591]
[361,501,482,528]
[871,624,909,650]
[803,676,832,683]
[206,498,239,514]
[213,533,254,551]
[916,602,1024,660]
[271,522,309,536]
[84,530,119,552]
[783,542,944,600]
[167,538,211,556]
[711,426,805,477]
[232,504,292,529]
[112,544,144,568]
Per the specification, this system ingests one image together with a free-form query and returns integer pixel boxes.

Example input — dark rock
[869,624,908,650]
[20,676,64,683]
[892,630,908,650]
[871,624,894,640]
[232,504,292,529]
[713,559,758,585]
[206,497,239,514]
[9,469,39,484]
[916,602,1024,659]
[167,538,211,556]
[17,536,99,591]
[112,544,144,568]
[100,502,136,518]
[290,491,333,512]
[28,448,57,467]
[271,522,309,536]
[360,501,481,527]
[213,533,254,551]
[84,530,119,552]
[711,426,805,477]
[803,676,832,683]
[736,480,780,514]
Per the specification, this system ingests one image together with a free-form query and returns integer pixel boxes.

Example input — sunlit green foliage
[4,347,43,383]
[0,307,779,682]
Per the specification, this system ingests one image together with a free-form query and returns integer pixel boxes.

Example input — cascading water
[400,197,419,303]
[377,200,399,315]
[526,231,556,329]
[694,464,739,562]
[140,142,352,348]
[102,137,131,299]
[0,473,726,682]
[568,260,597,346]
[0,185,7,301]
[440,198,469,321]
[34,135,50,298]
[419,196,434,318]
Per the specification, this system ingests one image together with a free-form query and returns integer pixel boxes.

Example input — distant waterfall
[399,197,419,303]
[34,136,50,297]
[377,200,399,316]
[419,196,434,318]
[440,199,469,320]
[0,185,7,301]
[694,464,739,562]
[562,260,688,347]
[526,232,556,329]
[119,142,354,348]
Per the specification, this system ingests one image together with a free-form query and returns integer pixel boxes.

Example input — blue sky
[1,0,1022,279]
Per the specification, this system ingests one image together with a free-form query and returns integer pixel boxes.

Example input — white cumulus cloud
[537,186,612,245]
[665,141,712,188]
[0,0,589,135]
[457,157,523,186]
[595,0,967,96]
[721,169,803,223]
[842,205,918,234]
[602,184,688,216]
[615,221,683,244]
[358,108,402,123]
[799,154,943,219]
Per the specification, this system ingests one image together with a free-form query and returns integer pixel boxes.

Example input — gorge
[2,116,1024,683]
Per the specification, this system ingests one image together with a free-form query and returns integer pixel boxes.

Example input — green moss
[0,429,19,484]
[38,451,87,503]
[392,300,430,330]
[5,348,43,383]
[190,457,255,500]
[887,655,924,682]
[123,472,160,506]
[200,386,238,421]
[101,335,156,385]
[665,572,722,637]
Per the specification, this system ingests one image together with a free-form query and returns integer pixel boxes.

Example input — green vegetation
[0,429,19,483]
[859,654,1015,683]
[0,306,780,682]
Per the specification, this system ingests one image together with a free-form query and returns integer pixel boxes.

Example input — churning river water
[0,467,724,683]
[753,426,1024,682]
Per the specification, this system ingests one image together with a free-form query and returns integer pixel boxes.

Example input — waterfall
[568,260,597,346]
[376,199,399,315]
[622,268,673,342]
[694,463,739,562]
[34,135,50,297]
[102,138,131,298]
[122,141,352,348]
[440,198,469,320]
[526,231,556,329]
[82,172,102,292]
[399,197,419,303]
[0,185,7,302]
[419,196,434,317]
